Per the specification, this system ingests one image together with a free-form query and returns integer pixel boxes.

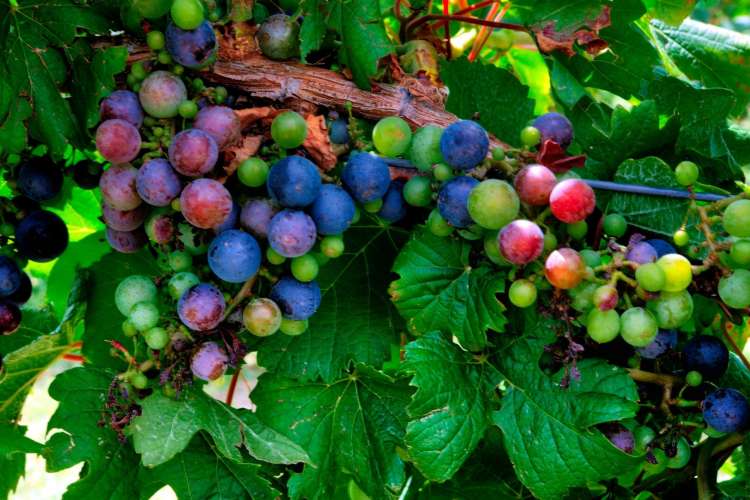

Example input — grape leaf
[252,365,413,500]
[130,386,309,467]
[0,80,33,156]
[48,232,108,317]
[48,178,106,243]
[440,58,535,147]
[299,0,327,62]
[643,0,696,25]
[258,222,406,382]
[493,310,641,500]
[719,354,750,398]
[0,424,42,500]
[138,433,280,500]
[389,230,506,352]
[45,367,143,500]
[401,332,501,481]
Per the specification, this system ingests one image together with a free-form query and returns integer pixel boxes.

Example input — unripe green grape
[635,263,666,292]
[673,229,689,247]
[321,235,345,258]
[723,199,750,238]
[620,307,658,347]
[566,221,587,240]
[675,161,699,186]
[243,298,282,337]
[647,290,693,329]
[403,176,433,207]
[432,163,454,182]
[508,279,537,308]
[208,9,220,22]
[543,232,557,252]
[656,254,692,292]
[171,0,205,30]
[569,281,597,312]
[144,327,169,350]
[363,198,383,213]
[271,111,307,149]
[178,100,198,119]
[603,213,627,237]
[686,370,703,387]
[126,74,138,88]
[147,30,166,51]
[586,309,620,343]
[718,269,750,309]
[467,179,519,230]
[192,78,205,92]
[351,206,361,224]
[168,272,200,300]
[131,61,147,81]
[129,302,160,331]
[408,125,444,171]
[280,318,308,336]
[168,250,193,272]
[130,372,148,389]
[214,86,228,104]
[580,249,601,268]
[666,437,691,469]
[123,319,139,338]
[372,116,412,157]
[135,0,172,19]
[291,254,319,282]
[491,147,505,161]
[115,275,157,316]
[730,239,750,265]
[237,158,269,187]
[427,209,454,237]
[157,51,173,65]
[520,126,541,147]
[484,232,509,266]
[266,247,286,265]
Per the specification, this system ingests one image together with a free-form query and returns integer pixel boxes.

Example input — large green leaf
[643,0,696,25]
[441,58,535,147]
[389,230,506,351]
[719,353,750,397]
[48,178,106,243]
[252,365,413,500]
[0,80,33,156]
[0,424,42,499]
[258,222,406,382]
[401,332,501,481]
[130,387,310,467]
[48,232,108,317]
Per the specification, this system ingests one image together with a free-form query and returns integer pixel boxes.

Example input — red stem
[225,370,240,405]
[442,0,452,59]
[62,354,84,363]
[408,14,527,37]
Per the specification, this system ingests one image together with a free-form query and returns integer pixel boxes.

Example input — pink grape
[544,248,585,289]
[178,284,226,331]
[514,164,557,206]
[99,90,143,127]
[100,165,142,211]
[95,119,141,164]
[549,179,596,223]
[180,179,233,229]
[498,220,544,265]
[102,203,148,231]
[193,105,241,149]
[138,70,187,118]
[106,227,147,253]
[190,341,228,380]
[168,128,219,177]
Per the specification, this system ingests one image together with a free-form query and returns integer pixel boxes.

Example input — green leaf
[493,311,642,500]
[719,353,750,397]
[389,230,506,351]
[0,424,42,500]
[139,434,280,500]
[130,387,310,467]
[643,0,696,25]
[440,58,535,147]
[45,367,143,500]
[0,80,33,156]
[258,222,406,382]
[47,178,106,243]
[401,332,501,481]
[252,365,413,500]
[299,0,327,62]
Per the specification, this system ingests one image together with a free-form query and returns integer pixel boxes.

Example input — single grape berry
[321,235,345,258]
[100,89,144,127]
[238,158,269,187]
[403,176,433,207]
[513,164,556,206]
[408,125,444,171]
[646,238,677,257]
[144,326,169,350]
[72,161,103,190]
[675,161,699,186]
[437,176,480,228]
[635,262,666,292]
[193,105,240,149]
[544,248,585,289]
[620,307,659,347]
[467,179,519,230]
[647,290,693,329]
[341,153,391,203]
[532,112,574,148]
[96,119,142,164]
[291,254,319,282]
[372,116,412,157]
[180,178,233,229]
[549,179,595,223]
[0,301,21,335]
[580,249,601,268]
[508,279,537,308]
[16,158,64,202]
[279,318,308,336]
[683,335,729,379]
[271,111,308,149]
[656,253,692,292]
[115,275,157,316]
[718,269,750,309]
[240,198,278,239]
[129,301,160,331]
[723,199,750,238]
[191,341,229,381]
[266,247,286,265]
[171,0,205,30]
[432,163,453,182]
[256,14,300,60]
[168,272,200,300]
[520,126,541,148]
[168,250,192,272]
[106,227,147,253]
[569,282,596,312]
[139,71,187,118]
[627,241,658,264]
[377,181,407,223]
[309,184,356,235]
[147,30,166,51]
[603,214,627,238]
[329,118,349,145]
[102,203,148,232]
[165,21,217,69]
[602,424,634,454]
[730,240,750,265]
[498,220,544,265]
[439,120,489,170]
[587,309,620,343]
[268,209,317,258]
[703,388,750,433]
[636,329,678,359]
[169,128,219,177]
[363,199,383,213]
[15,210,69,262]
[673,229,689,247]
[7,272,31,306]
[136,158,182,206]
[100,165,142,211]
[178,100,198,119]
[592,285,618,311]
[566,221,588,240]
[0,258,21,298]
[267,156,322,208]
[270,276,321,320]
[427,209,454,237]
[207,229,261,283]
[243,298,282,337]
[178,283,226,331]
[686,370,703,387]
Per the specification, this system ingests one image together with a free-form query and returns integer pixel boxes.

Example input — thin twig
[628,368,683,415]
[226,369,241,405]
[223,275,257,318]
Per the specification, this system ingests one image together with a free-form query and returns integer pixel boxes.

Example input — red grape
[145,212,175,244]
[99,165,142,211]
[549,179,595,223]
[498,220,544,265]
[0,301,21,335]
[180,179,233,229]
[99,90,143,128]
[102,203,148,231]
[95,119,141,164]
[514,164,557,206]
[168,129,219,177]
[194,105,241,149]
[544,248,585,289]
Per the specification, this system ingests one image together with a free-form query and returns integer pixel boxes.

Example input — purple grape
[0,257,22,297]
[168,128,219,177]
[8,272,32,305]
[308,184,355,235]
[136,158,182,206]
[646,239,677,258]
[268,209,317,258]
[165,21,217,69]
[100,165,142,211]
[16,210,69,262]
[341,152,391,203]
[17,158,64,202]
[439,120,489,170]
[703,388,750,433]
[240,198,278,238]
[145,212,175,244]
[270,276,321,320]
[180,179,233,229]
[267,156,322,208]
[637,330,678,359]
[73,160,103,190]
[214,201,239,233]
[532,112,574,149]
[139,70,187,118]
[95,119,141,164]
[0,301,21,335]
[101,203,148,231]
[437,176,479,228]
[626,242,658,264]
[193,105,241,149]
[602,424,635,454]
[684,335,729,379]
[106,227,147,253]
[99,90,144,128]
[191,341,229,381]
[329,118,349,144]
[178,283,226,331]
[207,229,261,283]
[378,180,407,223]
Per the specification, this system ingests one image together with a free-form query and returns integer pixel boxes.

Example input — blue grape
[165,21,217,69]
[437,176,479,228]
[16,210,69,262]
[240,198,279,238]
[100,90,143,128]
[178,283,226,331]
[683,335,729,379]
[636,330,678,359]
[341,152,391,203]
[378,180,407,223]
[532,112,574,148]
[269,276,321,320]
[646,239,677,258]
[194,105,241,149]
[106,227,147,254]
[8,272,31,305]
[214,201,239,233]
[267,156,322,208]
[102,203,147,231]
[136,158,182,206]
[626,241,658,264]
[0,257,22,297]
[703,388,750,433]
[308,184,355,235]
[329,118,349,144]
[17,159,63,202]
[439,120,489,170]
[168,128,219,177]
[268,209,317,258]
[207,229,261,283]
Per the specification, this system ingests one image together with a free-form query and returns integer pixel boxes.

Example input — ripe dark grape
[99,90,144,127]
[213,201,239,233]
[165,21,217,69]
[180,179,233,229]
[439,120,489,170]
[73,161,103,189]
[647,290,693,328]
[7,272,31,306]
[139,70,188,118]
[193,105,241,149]
[309,184,356,235]
[191,341,229,381]
[342,153,391,204]
[626,242,658,264]
[16,210,69,262]
[467,179,519,229]
[178,283,226,331]
[136,159,182,206]
[102,203,147,231]
[409,125,444,171]
[256,14,300,60]
[207,229,261,283]
[498,220,544,265]
[240,198,278,238]
[718,269,750,309]
[268,209,317,258]
[636,329,677,359]
[703,389,750,433]
[646,238,676,258]
[95,119,142,164]
[267,156,322,208]
[549,179,595,223]
[378,181,407,223]
[329,118,349,145]
[100,165,142,211]
[106,227,147,253]
[544,248,585,289]
[17,158,64,202]
[513,164,556,206]
[683,335,729,379]
[532,112,574,148]
[145,212,175,244]
[0,301,21,335]
[437,176,479,228]
[0,257,22,297]
[270,276,321,320]
[169,129,219,177]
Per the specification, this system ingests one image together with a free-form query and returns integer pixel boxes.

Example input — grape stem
[223,275,257,319]
[627,368,682,415]
[696,433,746,499]
[717,311,750,372]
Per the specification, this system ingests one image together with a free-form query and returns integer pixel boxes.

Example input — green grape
[351,206,361,224]
[432,163,454,182]
[157,51,173,65]
[178,100,198,119]
[280,318,308,336]
[586,309,620,343]
[675,161,699,186]
[135,0,172,19]
[673,229,689,247]
[130,372,148,389]
[520,126,541,147]
[372,116,412,157]
[427,209,454,237]
[491,147,505,161]
[125,74,137,88]
[635,263,666,292]
[620,307,659,347]
[363,198,383,213]
[566,221,587,240]
[656,254,692,292]
[647,290,693,328]
[408,125,444,171]
[144,327,169,350]
[171,0,205,30]
[214,86,228,103]
[147,30,166,51]
[291,254,319,282]
[634,426,656,454]
[467,179,519,230]
[723,199,750,238]
[484,232,509,266]
[192,78,205,92]
[169,250,193,272]
[666,437,691,469]
[730,239,750,265]
[321,235,345,258]
[130,61,147,81]
[686,370,703,387]
[266,247,286,265]
[237,158,269,187]
[643,448,668,476]
[122,319,139,338]
[508,279,537,308]
[403,176,433,207]
[543,231,557,252]
[580,249,601,268]
[168,272,200,300]
[115,275,157,316]
[243,298,282,337]
[569,281,597,312]
[129,302,160,331]
[603,213,627,237]
[718,269,750,308]
[271,111,307,149]
[208,9,220,22]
